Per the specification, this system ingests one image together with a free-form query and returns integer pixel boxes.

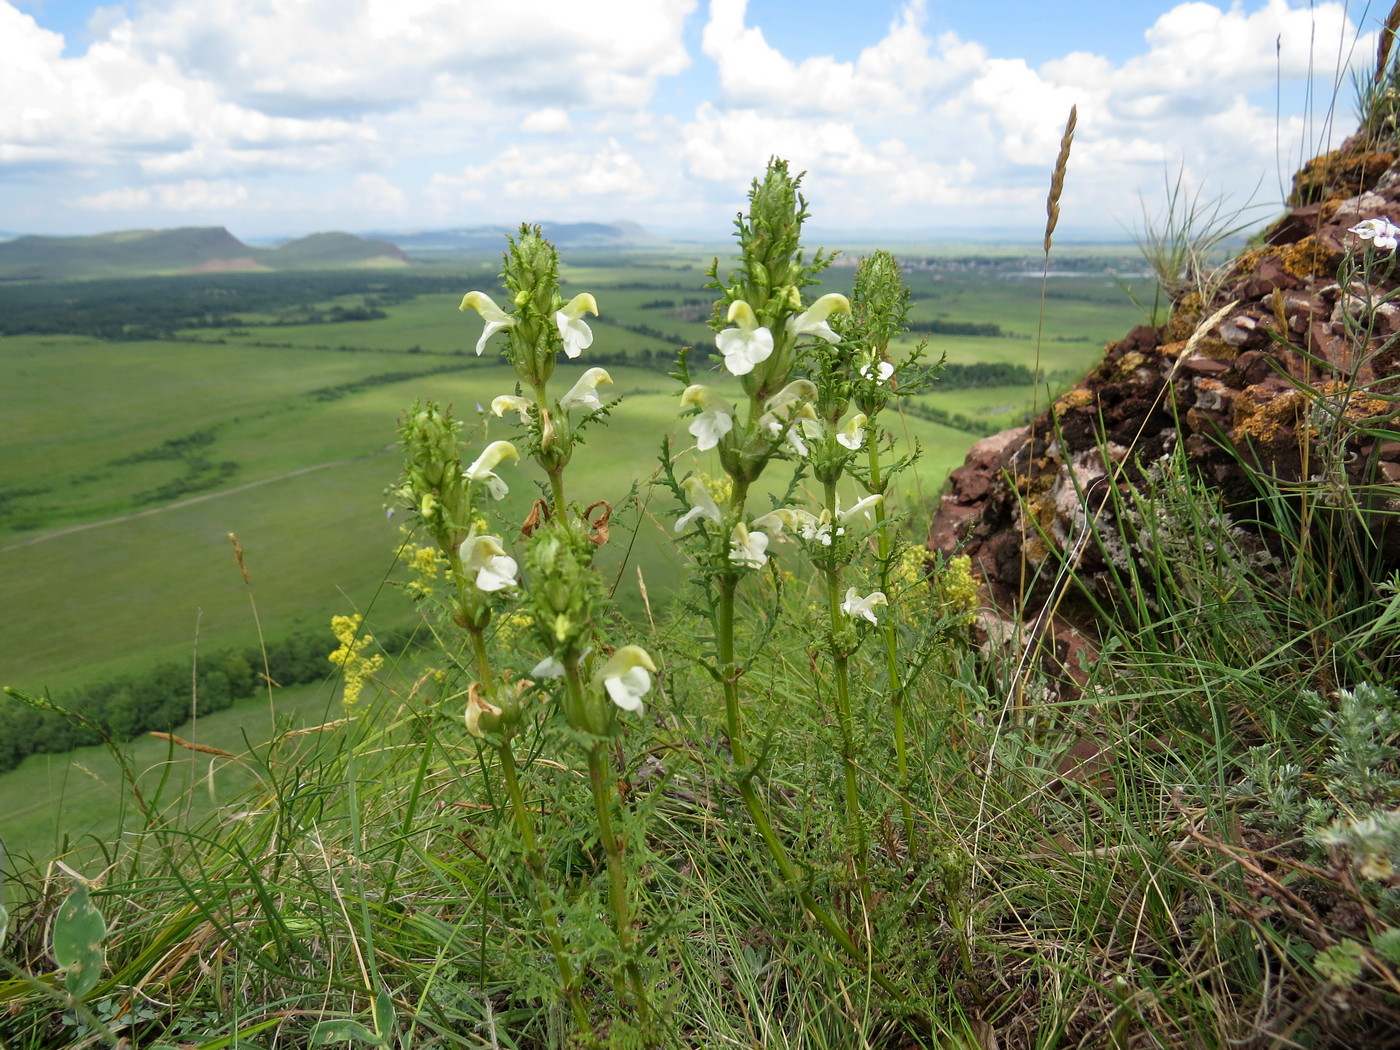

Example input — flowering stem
[717,572,747,765]
[867,439,916,853]
[497,741,594,1036]
[716,524,896,995]
[529,380,569,520]
[820,480,870,902]
[564,661,650,1021]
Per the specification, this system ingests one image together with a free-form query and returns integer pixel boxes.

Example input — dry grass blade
[149,732,236,758]
[1044,105,1077,254]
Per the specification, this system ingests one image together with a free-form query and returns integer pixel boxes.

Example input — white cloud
[522,107,573,134]
[0,2,370,174]
[124,0,697,116]
[0,0,1381,237]
[73,179,249,211]
[428,139,654,216]
[351,174,408,216]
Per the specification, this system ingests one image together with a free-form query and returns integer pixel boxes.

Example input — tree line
[0,272,465,340]
[0,631,343,772]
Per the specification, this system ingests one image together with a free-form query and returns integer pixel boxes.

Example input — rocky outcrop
[929,137,1400,634]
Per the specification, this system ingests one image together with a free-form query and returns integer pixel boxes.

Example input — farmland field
[0,245,1149,858]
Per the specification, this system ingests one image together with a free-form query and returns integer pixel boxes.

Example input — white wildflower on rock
[1350,217,1400,251]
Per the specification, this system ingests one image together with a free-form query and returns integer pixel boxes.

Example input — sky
[0,0,1389,242]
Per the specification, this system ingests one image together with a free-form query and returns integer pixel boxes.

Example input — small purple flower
[1349,217,1400,251]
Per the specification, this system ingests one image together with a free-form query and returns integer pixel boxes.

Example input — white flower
[786,292,850,344]
[532,654,565,678]
[532,646,591,679]
[675,476,723,532]
[729,522,770,569]
[840,587,887,624]
[680,384,735,451]
[837,493,883,524]
[460,291,516,356]
[834,492,879,526]
[559,367,613,413]
[491,394,533,424]
[1350,218,1400,251]
[758,380,819,453]
[599,645,657,713]
[459,530,518,592]
[836,413,868,451]
[860,357,895,384]
[715,300,775,376]
[762,380,817,417]
[766,404,820,456]
[464,440,519,500]
[751,508,800,536]
[556,292,599,358]
[753,507,831,545]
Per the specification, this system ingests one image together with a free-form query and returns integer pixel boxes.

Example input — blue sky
[0,0,1383,242]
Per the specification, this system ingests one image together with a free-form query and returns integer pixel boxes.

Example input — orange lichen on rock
[1315,379,1392,422]
[1054,388,1095,413]
[1232,384,1308,445]
[1289,148,1396,206]
[1277,236,1338,280]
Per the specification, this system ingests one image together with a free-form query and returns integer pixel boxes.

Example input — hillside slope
[0,227,408,280]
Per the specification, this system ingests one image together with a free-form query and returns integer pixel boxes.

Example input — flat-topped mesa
[929,133,1400,640]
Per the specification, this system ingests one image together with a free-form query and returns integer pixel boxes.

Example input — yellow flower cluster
[934,554,981,627]
[491,609,534,647]
[403,543,447,596]
[327,613,385,708]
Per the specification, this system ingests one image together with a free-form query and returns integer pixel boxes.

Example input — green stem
[530,380,569,520]
[564,662,650,1021]
[498,742,594,1037]
[718,573,747,766]
[821,480,869,901]
[733,776,904,999]
[715,500,899,997]
[868,436,916,853]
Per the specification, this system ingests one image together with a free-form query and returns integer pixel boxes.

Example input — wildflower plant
[423,225,661,1035]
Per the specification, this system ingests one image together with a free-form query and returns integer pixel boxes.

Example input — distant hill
[0,227,409,281]
[377,220,658,254]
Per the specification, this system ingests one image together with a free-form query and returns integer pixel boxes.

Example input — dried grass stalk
[1044,105,1078,254]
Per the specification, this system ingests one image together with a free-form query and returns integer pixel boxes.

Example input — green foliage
[52,883,107,1000]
